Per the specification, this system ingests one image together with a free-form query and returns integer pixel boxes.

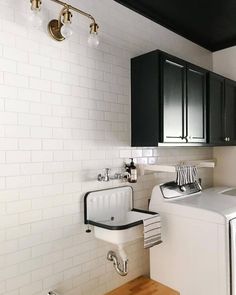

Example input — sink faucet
[97,168,129,182]
[98,168,110,182]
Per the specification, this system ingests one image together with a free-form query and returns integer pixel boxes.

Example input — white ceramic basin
[84,186,157,245]
[93,210,154,245]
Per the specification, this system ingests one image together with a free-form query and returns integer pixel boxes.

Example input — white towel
[143,214,162,249]
[176,165,198,186]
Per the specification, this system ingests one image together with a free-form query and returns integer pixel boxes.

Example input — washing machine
[149,181,236,295]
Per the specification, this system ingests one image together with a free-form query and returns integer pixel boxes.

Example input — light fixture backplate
[48,19,65,41]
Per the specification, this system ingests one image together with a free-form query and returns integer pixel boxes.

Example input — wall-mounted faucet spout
[97,168,130,182]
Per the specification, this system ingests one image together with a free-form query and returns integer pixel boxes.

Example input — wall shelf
[139,159,216,176]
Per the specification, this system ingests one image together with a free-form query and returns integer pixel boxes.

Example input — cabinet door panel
[225,79,236,144]
[187,66,207,143]
[131,51,160,146]
[208,73,225,144]
[161,56,186,143]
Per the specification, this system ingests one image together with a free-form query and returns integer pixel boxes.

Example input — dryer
[149,182,236,295]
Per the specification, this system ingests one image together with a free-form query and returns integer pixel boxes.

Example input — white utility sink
[84,186,157,245]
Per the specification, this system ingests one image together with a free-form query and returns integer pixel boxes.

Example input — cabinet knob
[224,137,228,142]
[228,137,231,142]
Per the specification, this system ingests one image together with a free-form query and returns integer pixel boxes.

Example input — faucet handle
[97,174,103,181]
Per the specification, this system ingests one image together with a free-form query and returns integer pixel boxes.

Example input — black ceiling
[114,0,236,52]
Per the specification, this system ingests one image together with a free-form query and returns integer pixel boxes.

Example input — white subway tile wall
[0,0,213,295]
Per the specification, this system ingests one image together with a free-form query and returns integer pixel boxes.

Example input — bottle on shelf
[128,158,137,183]
[124,163,131,180]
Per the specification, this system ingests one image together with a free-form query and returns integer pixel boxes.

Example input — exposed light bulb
[60,23,73,39]
[29,9,42,29]
[88,32,99,48]
[88,22,99,48]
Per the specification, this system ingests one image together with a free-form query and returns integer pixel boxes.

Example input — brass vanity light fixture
[88,22,99,48]
[29,0,43,28]
[29,0,100,47]
[48,5,73,41]
[31,0,42,10]
[48,0,100,46]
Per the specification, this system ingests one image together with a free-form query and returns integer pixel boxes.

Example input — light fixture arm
[57,6,69,28]
[49,0,96,23]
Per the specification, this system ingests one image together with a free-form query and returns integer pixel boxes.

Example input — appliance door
[231,218,236,295]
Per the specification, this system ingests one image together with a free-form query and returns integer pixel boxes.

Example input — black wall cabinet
[209,73,236,145]
[131,50,207,146]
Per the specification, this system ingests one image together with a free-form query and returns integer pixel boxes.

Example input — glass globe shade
[61,23,73,39]
[29,10,42,29]
[88,32,99,48]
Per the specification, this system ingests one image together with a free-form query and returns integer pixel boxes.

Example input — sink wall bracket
[107,245,128,276]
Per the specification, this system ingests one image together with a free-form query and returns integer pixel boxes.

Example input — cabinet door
[186,65,207,143]
[131,51,160,146]
[161,55,186,143]
[225,79,236,144]
[208,73,225,144]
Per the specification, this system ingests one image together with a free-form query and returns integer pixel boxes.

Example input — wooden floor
[105,276,180,295]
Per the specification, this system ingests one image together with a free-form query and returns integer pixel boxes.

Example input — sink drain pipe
[107,245,128,276]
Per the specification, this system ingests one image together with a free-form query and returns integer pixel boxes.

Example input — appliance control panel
[160,181,202,199]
